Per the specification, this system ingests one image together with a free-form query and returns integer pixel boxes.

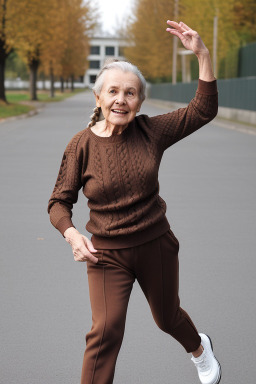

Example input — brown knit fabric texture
[48,79,218,249]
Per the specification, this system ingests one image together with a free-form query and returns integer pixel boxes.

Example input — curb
[145,98,256,136]
[212,117,256,136]
[0,103,45,124]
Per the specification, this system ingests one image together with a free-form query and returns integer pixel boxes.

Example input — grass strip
[0,102,33,119]
[1,88,87,119]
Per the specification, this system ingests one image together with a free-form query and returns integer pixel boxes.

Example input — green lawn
[0,88,87,119]
[37,88,86,102]
[6,93,29,103]
[0,102,33,119]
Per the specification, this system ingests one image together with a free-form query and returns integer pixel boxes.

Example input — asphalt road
[1,91,256,384]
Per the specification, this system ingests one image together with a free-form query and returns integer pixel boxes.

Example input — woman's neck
[92,120,128,137]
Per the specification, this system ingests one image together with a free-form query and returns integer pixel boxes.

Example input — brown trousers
[81,229,201,384]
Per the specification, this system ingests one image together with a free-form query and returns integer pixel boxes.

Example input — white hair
[92,59,146,101]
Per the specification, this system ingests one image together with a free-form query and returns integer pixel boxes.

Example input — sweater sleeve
[47,132,83,236]
[145,79,218,151]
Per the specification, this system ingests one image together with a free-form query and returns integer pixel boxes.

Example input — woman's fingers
[65,230,99,263]
[73,244,98,263]
[166,20,194,35]
[166,20,190,33]
[182,29,198,37]
[166,20,205,54]
[166,28,183,38]
[74,251,98,263]
[179,21,190,31]
[82,236,99,263]
[83,236,97,253]
[166,20,192,41]
[167,20,183,32]
[166,27,188,45]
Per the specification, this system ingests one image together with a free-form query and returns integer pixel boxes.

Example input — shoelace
[193,353,211,373]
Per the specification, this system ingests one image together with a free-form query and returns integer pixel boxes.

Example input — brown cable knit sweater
[48,79,218,249]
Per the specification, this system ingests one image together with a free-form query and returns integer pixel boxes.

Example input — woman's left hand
[166,21,209,56]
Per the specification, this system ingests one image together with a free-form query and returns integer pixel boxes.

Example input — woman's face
[95,69,142,130]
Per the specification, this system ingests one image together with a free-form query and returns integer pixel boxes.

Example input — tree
[7,0,49,100]
[61,0,96,90]
[7,0,96,100]
[126,0,256,81]
[0,0,17,103]
[40,0,94,96]
[39,0,68,98]
[0,0,8,102]
[233,0,256,44]
[124,0,176,82]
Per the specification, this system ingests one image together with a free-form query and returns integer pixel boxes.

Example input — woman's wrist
[64,226,79,239]
[195,48,210,59]
[197,51,215,82]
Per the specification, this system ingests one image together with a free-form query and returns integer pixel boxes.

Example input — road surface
[1,91,256,383]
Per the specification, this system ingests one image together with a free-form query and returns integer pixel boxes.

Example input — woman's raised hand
[166,21,209,56]
[64,227,99,263]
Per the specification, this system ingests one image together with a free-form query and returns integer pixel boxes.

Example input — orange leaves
[39,0,95,78]
[126,0,255,81]
[233,0,256,42]
[125,0,176,81]
[3,0,96,77]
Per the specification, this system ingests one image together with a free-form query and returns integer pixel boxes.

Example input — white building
[84,36,128,87]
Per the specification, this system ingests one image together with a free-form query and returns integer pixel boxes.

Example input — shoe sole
[206,334,222,384]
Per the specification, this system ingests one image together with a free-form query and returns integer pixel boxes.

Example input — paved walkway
[1,91,256,384]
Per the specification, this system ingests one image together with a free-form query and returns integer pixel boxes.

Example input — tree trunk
[71,74,74,91]
[42,72,46,90]
[0,0,8,103]
[0,39,7,103]
[29,59,39,101]
[50,65,55,98]
[60,76,64,93]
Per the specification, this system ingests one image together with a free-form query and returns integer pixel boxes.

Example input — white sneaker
[191,333,221,384]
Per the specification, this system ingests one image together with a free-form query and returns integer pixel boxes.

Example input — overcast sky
[96,0,135,34]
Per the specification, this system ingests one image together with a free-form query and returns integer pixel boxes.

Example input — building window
[89,75,97,84]
[90,46,100,55]
[118,46,125,56]
[105,46,115,56]
[89,60,100,69]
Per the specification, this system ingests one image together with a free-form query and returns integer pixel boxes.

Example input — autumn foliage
[125,0,176,82]
[124,0,256,82]
[0,0,96,101]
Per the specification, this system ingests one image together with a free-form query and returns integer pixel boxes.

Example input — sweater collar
[88,121,133,143]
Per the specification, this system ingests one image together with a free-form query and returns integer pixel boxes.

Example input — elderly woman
[48,21,221,384]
